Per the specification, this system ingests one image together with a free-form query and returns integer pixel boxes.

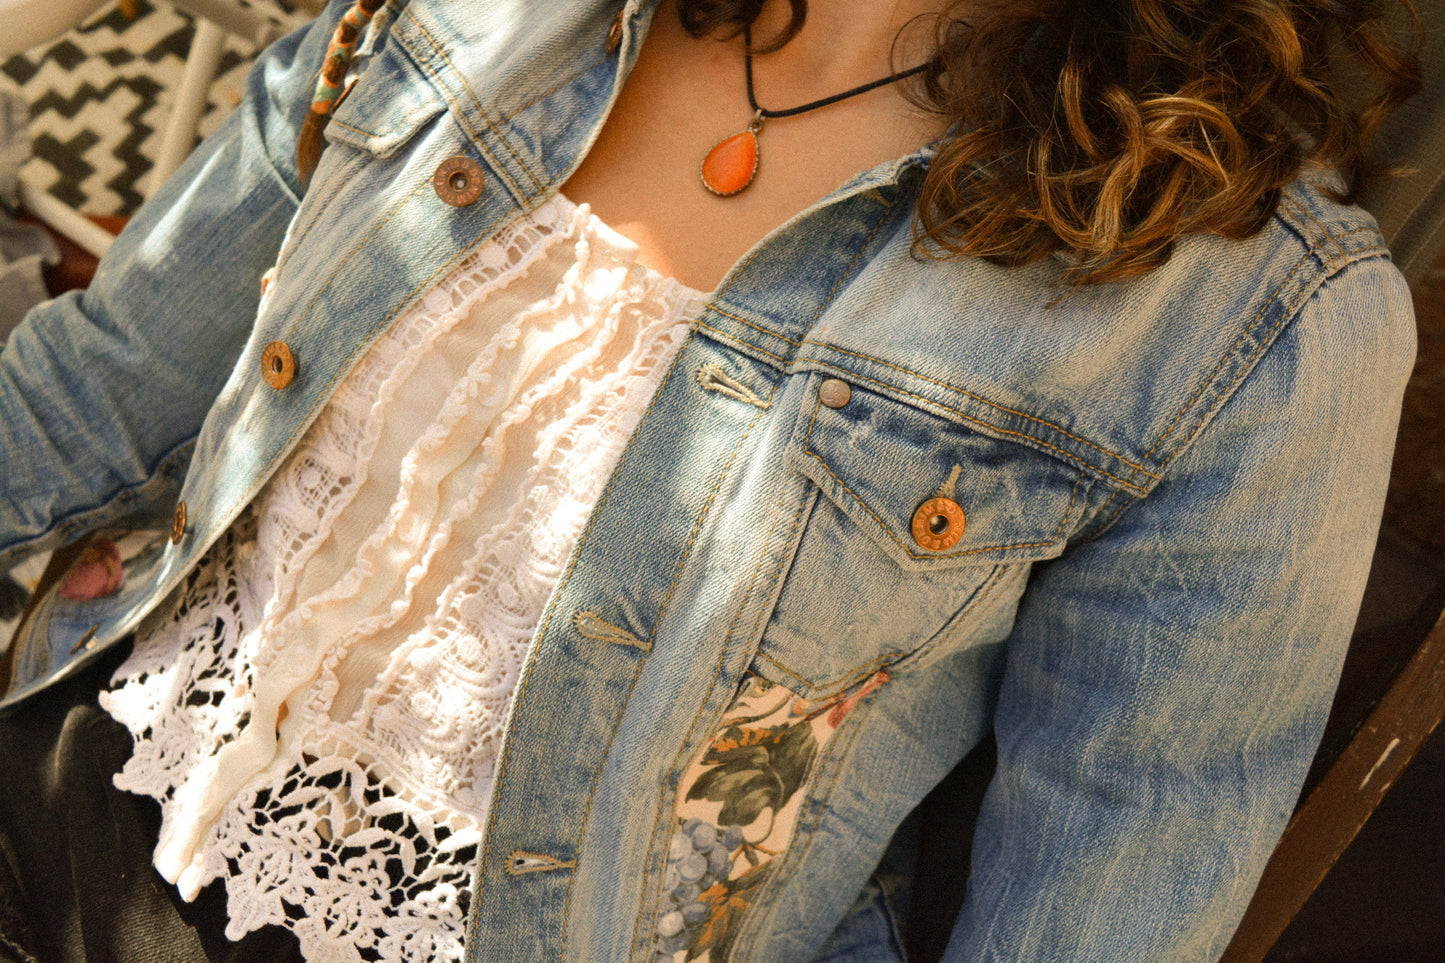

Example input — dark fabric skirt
[0,643,304,963]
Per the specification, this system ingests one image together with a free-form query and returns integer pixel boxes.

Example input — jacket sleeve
[943,255,1416,961]
[0,0,353,571]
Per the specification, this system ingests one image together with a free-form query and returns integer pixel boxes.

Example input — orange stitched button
[911,497,966,551]
[433,155,485,206]
[606,10,624,52]
[170,500,188,545]
[818,378,852,409]
[261,341,296,389]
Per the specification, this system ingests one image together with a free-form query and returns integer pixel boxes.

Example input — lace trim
[103,196,707,962]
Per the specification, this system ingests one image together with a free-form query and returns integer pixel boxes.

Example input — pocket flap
[787,376,1087,570]
[323,44,446,158]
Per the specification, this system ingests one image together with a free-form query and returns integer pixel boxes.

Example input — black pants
[0,644,303,963]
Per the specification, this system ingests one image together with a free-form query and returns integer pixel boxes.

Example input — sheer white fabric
[100,196,707,961]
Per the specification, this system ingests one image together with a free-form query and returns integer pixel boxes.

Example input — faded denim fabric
[0,0,1416,960]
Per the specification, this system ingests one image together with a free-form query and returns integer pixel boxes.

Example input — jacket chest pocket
[756,375,1091,699]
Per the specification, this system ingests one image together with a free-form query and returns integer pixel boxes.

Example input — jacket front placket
[461,174,920,960]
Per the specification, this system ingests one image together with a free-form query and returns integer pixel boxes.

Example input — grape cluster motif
[653,818,745,961]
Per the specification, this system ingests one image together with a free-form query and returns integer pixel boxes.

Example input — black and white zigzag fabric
[2,0,306,215]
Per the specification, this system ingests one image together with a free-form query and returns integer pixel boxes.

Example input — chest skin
[562,0,952,291]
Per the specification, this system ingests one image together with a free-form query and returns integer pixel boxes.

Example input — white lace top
[99,195,707,961]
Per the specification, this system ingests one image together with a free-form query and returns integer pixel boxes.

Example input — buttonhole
[695,363,770,410]
[572,610,650,653]
[505,849,577,876]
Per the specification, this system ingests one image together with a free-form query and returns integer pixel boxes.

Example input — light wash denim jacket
[0,0,1418,959]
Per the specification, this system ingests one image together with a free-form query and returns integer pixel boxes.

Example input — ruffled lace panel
[101,196,707,961]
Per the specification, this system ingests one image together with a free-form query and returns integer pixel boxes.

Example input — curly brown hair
[679,0,1423,284]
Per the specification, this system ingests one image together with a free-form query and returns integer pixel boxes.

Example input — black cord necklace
[701,25,931,197]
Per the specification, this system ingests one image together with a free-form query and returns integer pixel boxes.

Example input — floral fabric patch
[652,670,889,962]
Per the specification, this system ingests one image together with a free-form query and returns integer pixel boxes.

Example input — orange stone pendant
[701,112,763,196]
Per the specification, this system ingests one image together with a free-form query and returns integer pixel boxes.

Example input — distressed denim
[0,0,1416,960]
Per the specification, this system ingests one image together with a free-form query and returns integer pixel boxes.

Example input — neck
[748,0,949,88]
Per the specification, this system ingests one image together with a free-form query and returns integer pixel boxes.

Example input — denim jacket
[0,0,1417,959]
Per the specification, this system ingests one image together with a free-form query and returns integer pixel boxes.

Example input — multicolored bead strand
[297,0,386,181]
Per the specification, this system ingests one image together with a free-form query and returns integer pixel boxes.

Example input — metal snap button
[433,155,485,206]
[606,10,624,53]
[261,341,296,389]
[818,378,852,409]
[170,500,188,544]
[911,497,966,551]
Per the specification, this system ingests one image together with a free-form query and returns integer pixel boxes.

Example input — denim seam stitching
[1078,487,1133,544]
[755,561,1010,694]
[628,480,808,961]
[912,564,1015,661]
[1156,250,1355,473]
[707,307,804,346]
[799,341,1160,479]
[644,402,776,649]
[0,435,195,569]
[279,145,367,275]
[0,933,38,963]
[283,177,430,343]
[562,382,773,960]
[474,332,699,916]
[801,386,1090,558]
[752,649,886,695]
[742,492,819,663]
[394,18,530,199]
[1098,247,1354,540]
[800,362,1148,494]
[711,188,896,309]
[1277,197,1384,261]
[1285,198,1349,260]
[692,320,791,365]
[735,566,1011,959]
[803,437,1086,557]
[505,55,610,121]
[329,100,443,142]
[730,687,888,961]
[400,10,544,195]
[878,872,913,963]
[1138,228,1373,471]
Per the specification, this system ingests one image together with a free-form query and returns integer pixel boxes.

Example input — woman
[0,0,1422,960]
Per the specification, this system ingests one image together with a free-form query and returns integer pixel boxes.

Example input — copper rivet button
[261,340,296,390]
[606,10,624,53]
[818,378,852,409]
[911,497,966,551]
[170,501,188,544]
[433,155,485,206]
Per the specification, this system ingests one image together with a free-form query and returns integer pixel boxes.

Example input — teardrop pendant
[701,122,761,197]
